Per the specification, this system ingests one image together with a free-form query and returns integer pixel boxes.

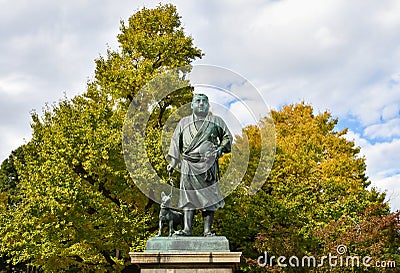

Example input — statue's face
[191,95,209,116]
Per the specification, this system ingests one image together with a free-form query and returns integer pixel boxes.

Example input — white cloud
[0,74,36,96]
[0,0,148,161]
[364,118,400,140]
[180,0,400,127]
[373,175,400,212]
[343,130,369,148]
[314,27,343,50]
[374,0,400,29]
[0,125,31,161]
[382,103,400,121]
[344,130,400,210]
[363,139,400,180]
[346,131,400,177]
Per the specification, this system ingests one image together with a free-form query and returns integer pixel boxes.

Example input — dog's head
[161,192,172,208]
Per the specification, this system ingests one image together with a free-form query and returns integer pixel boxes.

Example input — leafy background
[0,3,399,273]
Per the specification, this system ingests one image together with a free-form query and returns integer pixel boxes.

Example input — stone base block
[129,252,241,273]
[141,269,232,273]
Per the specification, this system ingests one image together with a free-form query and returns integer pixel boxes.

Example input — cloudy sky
[1,0,399,210]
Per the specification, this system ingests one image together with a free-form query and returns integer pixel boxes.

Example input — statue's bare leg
[175,209,194,236]
[202,210,215,236]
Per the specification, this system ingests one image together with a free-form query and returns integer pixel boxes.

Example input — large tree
[216,103,400,272]
[0,4,202,272]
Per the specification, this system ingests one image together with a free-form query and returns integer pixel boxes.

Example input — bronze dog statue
[156,192,183,237]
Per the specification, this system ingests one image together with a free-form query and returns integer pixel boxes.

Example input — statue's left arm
[216,117,233,156]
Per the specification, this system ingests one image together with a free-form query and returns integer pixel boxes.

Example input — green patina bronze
[145,236,230,252]
[166,93,233,237]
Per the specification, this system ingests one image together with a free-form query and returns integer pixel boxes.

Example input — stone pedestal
[129,236,241,273]
[145,236,230,252]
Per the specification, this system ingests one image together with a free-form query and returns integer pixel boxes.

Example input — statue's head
[191,93,209,117]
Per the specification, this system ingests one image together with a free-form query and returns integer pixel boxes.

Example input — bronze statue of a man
[167,93,232,236]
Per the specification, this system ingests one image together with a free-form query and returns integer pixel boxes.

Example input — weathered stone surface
[141,269,233,273]
[129,251,242,272]
[145,236,230,252]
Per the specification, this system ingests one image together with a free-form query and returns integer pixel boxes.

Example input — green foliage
[1,3,397,272]
[0,4,202,272]
[0,146,28,272]
[217,102,399,272]
[0,146,24,208]
[94,4,202,104]
[1,94,149,272]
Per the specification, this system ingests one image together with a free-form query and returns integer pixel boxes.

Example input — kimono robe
[168,113,232,211]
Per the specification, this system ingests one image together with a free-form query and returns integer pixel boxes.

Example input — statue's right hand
[167,164,173,173]
[167,158,177,173]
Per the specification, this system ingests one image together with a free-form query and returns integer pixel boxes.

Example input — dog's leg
[157,217,163,236]
[168,219,174,237]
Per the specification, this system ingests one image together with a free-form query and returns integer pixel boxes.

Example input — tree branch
[73,163,121,207]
